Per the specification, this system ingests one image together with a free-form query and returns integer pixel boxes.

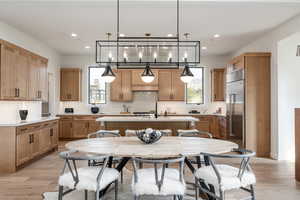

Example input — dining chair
[58,150,119,200]
[87,130,124,183]
[177,129,212,138]
[131,156,186,200]
[194,149,256,200]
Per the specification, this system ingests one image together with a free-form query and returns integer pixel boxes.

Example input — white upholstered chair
[87,130,124,183]
[125,129,172,137]
[58,150,119,200]
[131,157,186,200]
[194,149,256,200]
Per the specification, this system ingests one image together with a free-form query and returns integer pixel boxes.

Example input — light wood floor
[0,142,299,200]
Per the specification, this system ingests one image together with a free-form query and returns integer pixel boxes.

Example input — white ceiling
[0,0,300,56]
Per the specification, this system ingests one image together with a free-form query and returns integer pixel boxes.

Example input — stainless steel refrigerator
[226,68,245,147]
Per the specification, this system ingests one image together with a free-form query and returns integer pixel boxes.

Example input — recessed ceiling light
[85,46,91,49]
[167,33,173,37]
[214,34,220,38]
[71,33,78,38]
[202,46,207,50]
[119,33,125,37]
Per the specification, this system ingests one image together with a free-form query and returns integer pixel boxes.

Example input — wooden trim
[295,108,300,182]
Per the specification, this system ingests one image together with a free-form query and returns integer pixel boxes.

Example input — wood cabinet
[211,68,225,101]
[58,115,103,139]
[60,68,81,101]
[228,52,271,157]
[0,120,59,173]
[0,40,47,101]
[110,70,132,102]
[132,69,159,91]
[158,69,185,101]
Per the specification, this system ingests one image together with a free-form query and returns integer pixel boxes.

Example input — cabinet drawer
[73,116,97,121]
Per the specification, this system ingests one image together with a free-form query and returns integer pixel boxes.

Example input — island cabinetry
[158,69,185,101]
[58,115,103,139]
[0,40,48,101]
[60,68,82,101]
[211,68,225,101]
[192,115,227,139]
[110,69,132,102]
[0,119,59,173]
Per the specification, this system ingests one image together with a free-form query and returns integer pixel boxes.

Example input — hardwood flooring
[0,141,299,200]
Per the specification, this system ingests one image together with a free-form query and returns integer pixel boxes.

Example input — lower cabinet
[16,120,59,167]
[192,115,227,139]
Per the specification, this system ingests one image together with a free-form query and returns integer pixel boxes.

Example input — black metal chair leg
[115,180,118,200]
[250,185,255,200]
[121,169,124,184]
[58,186,63,200]
[84,190,88,200]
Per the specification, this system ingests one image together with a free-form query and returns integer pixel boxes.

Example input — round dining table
[65,136,238,200]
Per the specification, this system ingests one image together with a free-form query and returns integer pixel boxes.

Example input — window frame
[88,66,107,104]
[185,66,205,105]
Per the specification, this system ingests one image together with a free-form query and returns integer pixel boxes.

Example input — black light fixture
[101,64,116,83]
[141,63,155,83]
[180,64,194,83]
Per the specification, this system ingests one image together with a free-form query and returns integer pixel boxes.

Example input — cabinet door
[28,56,40,100]
[72,120,89,138]
[121,70,132,101]
[110,70,123,101]
[59,119,73,139]
[88,120,101,134]
[0,43,18,99]
[16,50,29,99]
[171,69,185,101]
[39,59,48,101]
[16,132,31,166]
[212,68,225,101]
[60,69,81,101]
[39,128,51,153]
[158,70,172,101]
[50,125,59,148]
[31,130,40,157]
[71,69,81,101]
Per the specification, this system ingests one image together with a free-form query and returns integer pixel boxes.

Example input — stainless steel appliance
[226,68,245,147]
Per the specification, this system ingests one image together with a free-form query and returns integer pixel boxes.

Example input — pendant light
[101,64,116,83]
[180,64,194,83]
[141,63,155,83]
[101,32,116,83]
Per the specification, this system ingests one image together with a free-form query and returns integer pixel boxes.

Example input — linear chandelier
[96,0,201,83]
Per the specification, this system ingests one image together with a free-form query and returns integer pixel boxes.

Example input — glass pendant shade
[180,64,194,83]
[101,64,116,83]
[141,64,155,83]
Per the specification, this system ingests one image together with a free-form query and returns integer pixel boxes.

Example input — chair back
[59,150,110,189]
[125,129,172,137]
[88,130,120,138]
[178,129,212,138]
[201,149,255,182]
[131,156,185,192]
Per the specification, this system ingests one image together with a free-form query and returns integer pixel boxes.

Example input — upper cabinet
[211,68,225,101]
[0,40,47,101]
[110,69,133,102]
[131,69,159,91]
[60,68,82,101]
[158,69,185,101]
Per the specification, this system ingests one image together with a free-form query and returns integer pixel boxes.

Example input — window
[88,67,106,104]
[186,67,204,104]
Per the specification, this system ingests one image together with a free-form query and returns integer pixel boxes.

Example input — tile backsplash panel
[0,101,41,123]
[59,92,226,115]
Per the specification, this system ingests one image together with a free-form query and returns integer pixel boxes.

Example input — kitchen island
[96,116,199,136]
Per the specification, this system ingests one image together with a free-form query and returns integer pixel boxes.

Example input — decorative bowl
[136,128,162,144]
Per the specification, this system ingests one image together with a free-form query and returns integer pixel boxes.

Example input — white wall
[0,21,61,123]
[232,13,300,160]
[59,55,229,114]
[277,32,300,161]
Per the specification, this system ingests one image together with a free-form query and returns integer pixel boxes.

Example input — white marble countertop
[0,117,60,127]
[96,116,199,122]
[57,113,226,117]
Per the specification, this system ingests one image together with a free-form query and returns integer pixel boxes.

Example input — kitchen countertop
[0,117,60,127]
[57,113,226,117]
[96,116,199,122]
